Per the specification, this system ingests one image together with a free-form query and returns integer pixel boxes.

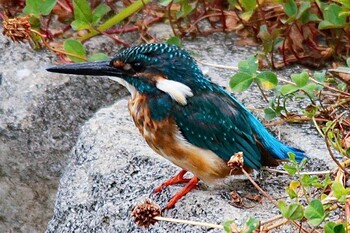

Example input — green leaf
[257,25,274,53]
[318,20,335,30]
[304,199,327,226]
[347,57,350,67]
[24,0,57,16]
[287,204,304,220]
[301,83,317,97]
[296,1,310,20]
[159,0,172,6]
[24,0,40,16]
[334,224,347,233]
[285,187,298,199]
[322,174,332,188]
[264,108,277,120]
[280,84,299,95]
[314,70,326,83]
[338,82,347,91]
[299,158,308,169]
[223,220,234,233]
[301,174,319,187]
[63,39,86,62]
[283,163,297,175]
[256,71,278,90]
[239,0,256,11]
[319,4,346,29]
[227,0,238,8]
[238,56,258,74]
[288,152,297,163]
[73,0,93,23]
[291,72,309,87]
[92,3,111,24]
[338,0,350,8]
[230,72,254,92]
[324,222,346,233]
[300,11,321,24]
[278,201,304,220]
[40,0,57,15]
[240,10,255,21]
[71,19,91,30]
[88,53,109,61]
[332,181,350,202]
[241,217,259,233]
[166,36,182,47]
[176,0,195,18]
[302,105,318,118]
[284,0,297,17]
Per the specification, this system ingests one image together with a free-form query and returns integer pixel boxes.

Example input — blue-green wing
[173,88,263,170]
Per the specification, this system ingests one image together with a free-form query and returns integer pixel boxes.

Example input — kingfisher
[47,43,306,209]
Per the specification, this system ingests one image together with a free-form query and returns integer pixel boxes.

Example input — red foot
[154,169,190,193]
[165,176,199,209]
[153,169,200,209]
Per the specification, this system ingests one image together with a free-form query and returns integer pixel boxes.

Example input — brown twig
[241,167,278,206]
[30,29,88,61]
[310,77,350,97]
[322,120,348,175]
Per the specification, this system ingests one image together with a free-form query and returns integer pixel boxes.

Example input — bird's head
[47,43,207,105]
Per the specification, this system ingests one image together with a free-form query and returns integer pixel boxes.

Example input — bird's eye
[131,62,144,72]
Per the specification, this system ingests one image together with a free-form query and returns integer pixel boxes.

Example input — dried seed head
[227,152,244,171]
[131,199,161,228]
[2,15,32,43]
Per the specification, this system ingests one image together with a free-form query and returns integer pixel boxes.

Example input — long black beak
[47,61,123,76]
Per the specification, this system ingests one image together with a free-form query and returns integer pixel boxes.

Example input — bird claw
[164,176,199,209]
[153,169,190,193]
[153,169,200,208]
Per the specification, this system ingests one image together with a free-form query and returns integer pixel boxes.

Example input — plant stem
[256,83,269,102]
[196,60,238,70]
[263,168,331,175]
[79,0,151,41]
[309,77,350,97]
[241,167,308,233]
[297,169,309,203]
[154,216,224,229]
[262,218,289,231]
[260,214,284,225]
[314,117,348,174]
[241,167,278,206]
[30,29,87,61]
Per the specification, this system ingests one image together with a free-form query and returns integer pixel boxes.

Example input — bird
[47,43,306,209]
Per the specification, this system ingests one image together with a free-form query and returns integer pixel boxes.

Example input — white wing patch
[156,79,193,105]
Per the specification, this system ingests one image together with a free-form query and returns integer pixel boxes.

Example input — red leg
[153,169,190,193]
[165,176,199,209]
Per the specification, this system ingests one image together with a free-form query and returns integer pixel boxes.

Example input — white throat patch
[156,79,193,105]
[107,76,136,98]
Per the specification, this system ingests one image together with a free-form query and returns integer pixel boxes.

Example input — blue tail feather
[248,113,307,162]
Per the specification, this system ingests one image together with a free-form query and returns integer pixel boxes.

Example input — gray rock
[0,35,126,233]
[46,35,333,233]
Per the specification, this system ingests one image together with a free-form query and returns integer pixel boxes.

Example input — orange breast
[128,92,231,183]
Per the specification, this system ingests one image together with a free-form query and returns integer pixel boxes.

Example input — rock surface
[46,34,333,233]
[0,35,125,232]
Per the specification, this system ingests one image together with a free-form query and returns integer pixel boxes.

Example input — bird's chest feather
[128,92,177,154]
[128,92,230,183]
